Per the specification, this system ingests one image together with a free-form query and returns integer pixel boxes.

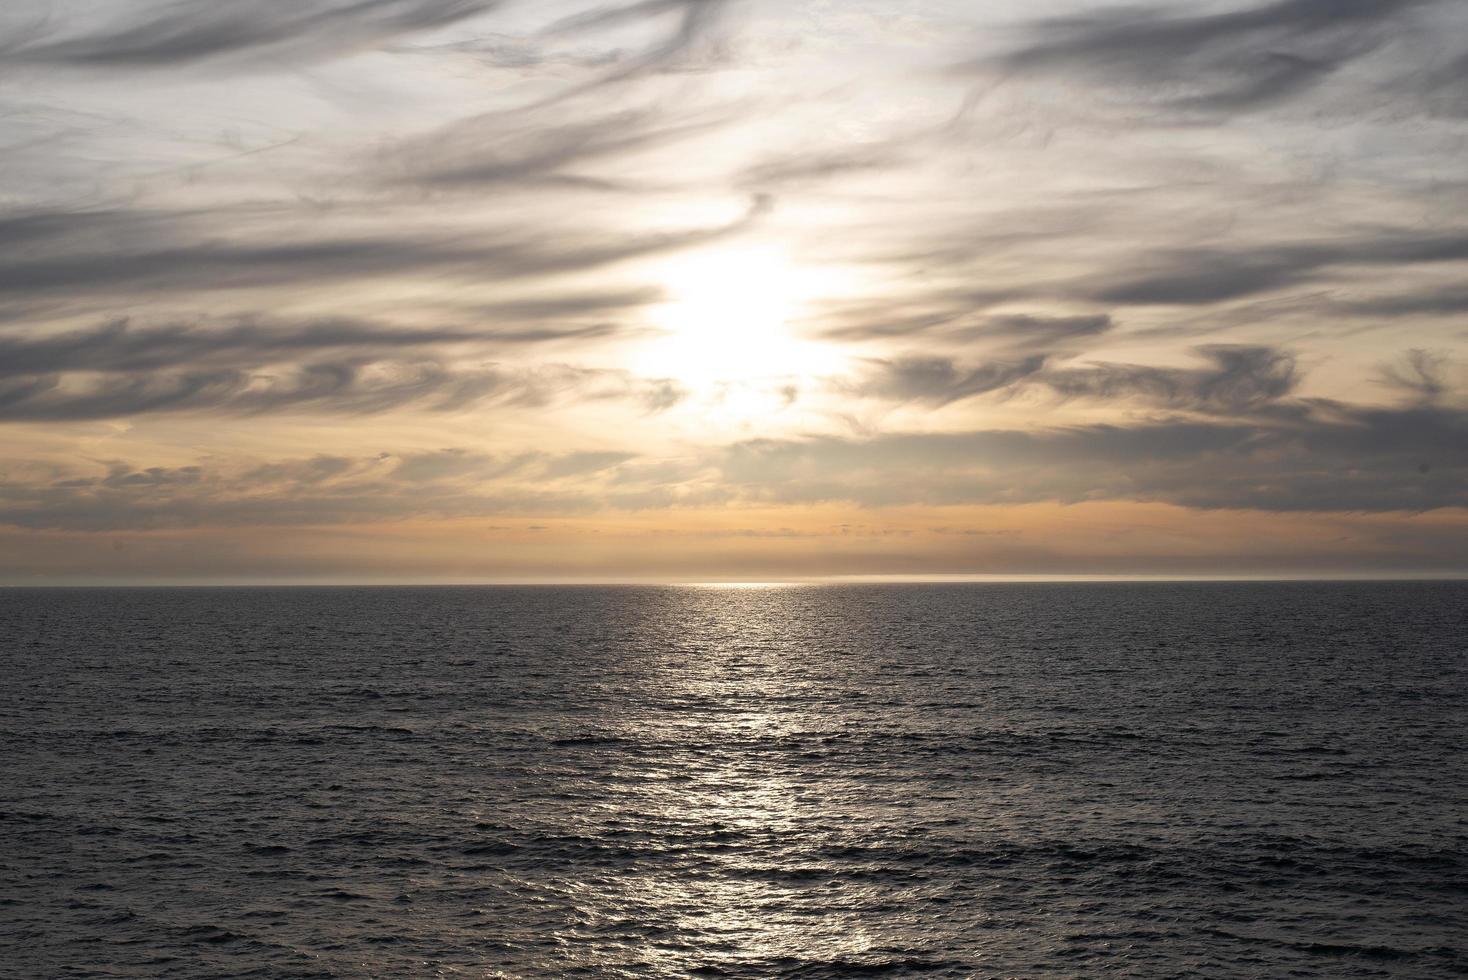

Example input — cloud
[1375,349,1451,403]
[822,305,1112,347]
[241,455,361,485]
[844,354,1048,405]
[0,302,693,421]
[721,400,1468,513]
[4,0,503,70]
[0,359,685,422]
[1418,48,1468,117]
[0,446,638,530]
[385,0,740,118]
[840,346,1299,415]
[2,374,1463,532]
[985,0,1434,117]
[543,0,733,88]
[1333,284,1468,318]
[0,314,635,378]
[542,450,636,478]
[951,314,1114,349]
[1043,345,1300,414]
[0,362,476,421]
[471,285,664,321]
[737,143,911,191]
[0,197,770,302]
[388,104,730,190]
[1082,230,1468,306]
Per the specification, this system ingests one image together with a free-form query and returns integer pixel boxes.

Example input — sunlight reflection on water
[683,581,802,589]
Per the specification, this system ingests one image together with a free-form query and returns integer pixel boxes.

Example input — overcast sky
[1,0,1465,582]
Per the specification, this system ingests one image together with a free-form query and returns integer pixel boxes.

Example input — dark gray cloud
[950,314,1114,349]
[821,305,1111,347]
[0,197,769,302]
[816,306,983,343]
[1083,229,1468,306]
[0,359,684,421]
[1375,349,1451,403]
[397,31,622,71]
[0,232,448,298]
[1421,49,1468,116]
[4,0,502,69]
[0,313,633,378]
[0,362,490,421]
[1333,284,1468,318]
[0,446,649,531]
[472,285,663,321]
[722,399,1468,513]
[987,0,1434,116]
[846,355,1048,405]
[844,345,1299,415]
[1043,345,1299,414]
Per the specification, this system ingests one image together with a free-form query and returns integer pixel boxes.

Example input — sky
[0,0,1465,583]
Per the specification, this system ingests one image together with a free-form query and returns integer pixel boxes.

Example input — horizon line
[3,572,1467,588]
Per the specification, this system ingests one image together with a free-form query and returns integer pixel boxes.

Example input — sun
[633,244,841,389]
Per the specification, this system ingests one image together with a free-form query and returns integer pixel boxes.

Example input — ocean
[1,582,1465,978]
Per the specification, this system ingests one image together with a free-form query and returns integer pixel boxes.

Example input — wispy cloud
[386,103,734,190]
[837,346,1300,416]
[542,0,735,88]
[981,0,1438,117]
[0,446,648,530]
[4,0,504,70]
[0,197,770,302]
[1080,229,1468,306]
[0,314,631,378]
[0,357,684,422]
[1042,345,1300,414]
[843,355,1048,406]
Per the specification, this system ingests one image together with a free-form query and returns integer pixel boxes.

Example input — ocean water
[1,582,1465,979]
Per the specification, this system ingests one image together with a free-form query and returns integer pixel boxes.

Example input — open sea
[1,582,1465,979]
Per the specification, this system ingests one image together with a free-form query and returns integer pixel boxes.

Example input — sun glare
[635,245,842,389]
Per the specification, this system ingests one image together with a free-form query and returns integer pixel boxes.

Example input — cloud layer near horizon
[1,0,1465,581]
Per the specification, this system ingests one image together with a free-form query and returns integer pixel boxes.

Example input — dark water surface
[2,583,1465,978]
